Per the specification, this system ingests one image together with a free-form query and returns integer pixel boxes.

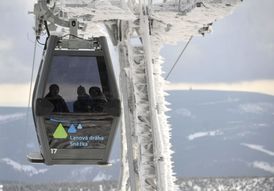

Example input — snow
[241,143,274,157]
[1,158,48,176]
[93,172,112,182]
[188,130,223,141]
[199,97,239,105]
[252,161,274,174]
[0,113,26,124]
[151,0,242,52]
[239,103,265,114]
[71,166,94,180]
[175,108,195,118]
[178,177,274,191]
[48,0,242,46]
[57,0,136,21]
[109,158,120,164]
[193,185,201,191]
[239,102,274,114]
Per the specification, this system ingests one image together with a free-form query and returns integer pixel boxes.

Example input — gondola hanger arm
[33,0,87,39]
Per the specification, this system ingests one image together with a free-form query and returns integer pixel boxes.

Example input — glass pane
[44,55,107,113]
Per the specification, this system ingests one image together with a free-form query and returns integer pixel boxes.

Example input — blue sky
[0,0,273,106]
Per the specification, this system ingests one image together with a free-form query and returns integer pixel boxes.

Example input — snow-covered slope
[167,90,274,178]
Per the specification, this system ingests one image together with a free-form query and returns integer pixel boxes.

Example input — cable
[36,38,45,46]
[26,39,37,129]
[44,21,51,37]
[165,36,193,80]
[27,33,44,49]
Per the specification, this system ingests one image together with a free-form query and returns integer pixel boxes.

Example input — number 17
[51,148,57,154]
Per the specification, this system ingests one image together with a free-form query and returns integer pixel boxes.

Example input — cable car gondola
[28,35,121,165]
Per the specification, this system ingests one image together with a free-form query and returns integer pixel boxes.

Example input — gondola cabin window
[44,55,108,113]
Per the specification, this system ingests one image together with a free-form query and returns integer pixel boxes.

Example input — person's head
[77,85,86,96]
[89,86,101,97]
[49,84,59,96]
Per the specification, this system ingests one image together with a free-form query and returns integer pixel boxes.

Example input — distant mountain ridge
[167,90,274,177]
[1,90,274,183]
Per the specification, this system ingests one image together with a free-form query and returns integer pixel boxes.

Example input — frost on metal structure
[116,1,242,191]
[150,0,241,50]
[148,3,243,190]
[39,0,241,40]
[32,0,242,190]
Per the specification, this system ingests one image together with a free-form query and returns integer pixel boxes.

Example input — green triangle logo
[53,123,68,139]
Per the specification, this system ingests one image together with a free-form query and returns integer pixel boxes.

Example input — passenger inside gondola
[73,85,92,112]
[89,86,107,112]
[45,84,69,112]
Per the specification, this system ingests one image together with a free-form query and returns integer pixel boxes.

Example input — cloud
[0,0,41,84]
[0,38,14,51]
[0,0,33,9]
[1,158,48,176]
[0,83,31,106]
